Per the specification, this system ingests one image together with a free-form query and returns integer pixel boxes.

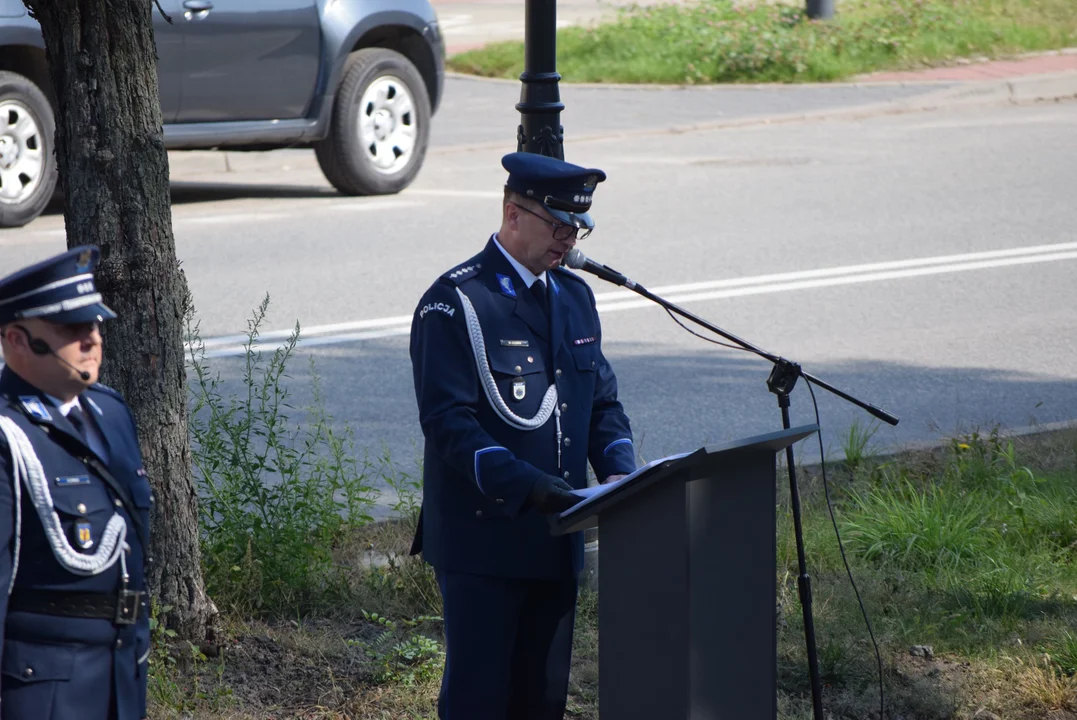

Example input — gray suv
[0,0,445,227]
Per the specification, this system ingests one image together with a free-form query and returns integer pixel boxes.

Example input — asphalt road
[3,83,1075,510]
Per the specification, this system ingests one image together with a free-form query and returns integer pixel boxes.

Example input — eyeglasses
[512,202,592,242]
[47,321,101,342]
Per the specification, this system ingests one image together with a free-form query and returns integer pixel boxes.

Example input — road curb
[442,69,954,91]
[430,70,1077,156]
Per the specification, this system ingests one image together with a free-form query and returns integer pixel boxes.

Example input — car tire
[0,71,58,228]
[315,47,431,196]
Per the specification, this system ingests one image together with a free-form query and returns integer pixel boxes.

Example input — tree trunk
[23,0,217,646]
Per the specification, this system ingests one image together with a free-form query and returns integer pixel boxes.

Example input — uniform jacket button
[76,503,87,514]
[563,471,570,480]
[561,403,568,411]
[475,510,483,518]
[114,499,123,508]
[514,365,522,373]
[116,638,123,649]
[495,498,504,504]
[22,667,33,678]
[555,369,562,378]
[564,437,571,447]
[591,361,596,368]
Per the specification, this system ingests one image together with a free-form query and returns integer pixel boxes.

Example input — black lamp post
[807,0,834,19]
[516,0,564,159]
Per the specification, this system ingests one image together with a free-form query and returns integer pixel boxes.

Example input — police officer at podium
[409,151,637,719]
[0,246,152,719]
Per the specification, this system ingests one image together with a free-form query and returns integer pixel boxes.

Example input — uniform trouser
[435,569,578,720]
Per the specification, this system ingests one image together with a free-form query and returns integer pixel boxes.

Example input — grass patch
[155,296,1077,718]
[448,0,1077,84]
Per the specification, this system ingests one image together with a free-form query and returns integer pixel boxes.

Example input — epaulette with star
[441,257,483,286]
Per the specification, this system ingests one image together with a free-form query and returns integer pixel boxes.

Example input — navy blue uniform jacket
[410,238,636,580]
[0,367,152,720]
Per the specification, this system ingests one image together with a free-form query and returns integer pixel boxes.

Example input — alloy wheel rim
[0,99,45,205]
[356,75,417,176]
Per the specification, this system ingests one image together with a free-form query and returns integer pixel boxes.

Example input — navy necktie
[530,279,548,317]
[66,404,92,447]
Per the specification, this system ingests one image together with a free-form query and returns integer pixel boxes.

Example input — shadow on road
[189,334,1077,499]
[39,180,343,218]
[168,181,341,205]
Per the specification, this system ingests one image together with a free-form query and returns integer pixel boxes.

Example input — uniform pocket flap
[487,348,546,376]
[571,345,597,372]
[1,640,76,682]
[50,486,113,518]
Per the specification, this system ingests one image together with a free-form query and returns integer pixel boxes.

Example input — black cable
[805,378,884,719]
[658,309,886,717]
[663,307,749,352]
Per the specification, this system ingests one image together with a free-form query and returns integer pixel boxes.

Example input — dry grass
[151,424,1077,719]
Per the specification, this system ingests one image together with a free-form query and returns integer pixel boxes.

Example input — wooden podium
[551,424,819,720]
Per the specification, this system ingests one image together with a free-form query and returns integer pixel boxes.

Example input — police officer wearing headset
[409,152,637,719]
[0,246,152,719]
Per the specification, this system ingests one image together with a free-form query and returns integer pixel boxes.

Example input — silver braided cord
[456,287,559,431]
[0,416,127,579]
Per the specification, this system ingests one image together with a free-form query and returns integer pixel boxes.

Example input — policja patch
[512,377,526,401]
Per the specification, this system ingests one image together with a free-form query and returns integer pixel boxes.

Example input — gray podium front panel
[687,450,777,720]
[599,468,691,718]
[558,425,817,720]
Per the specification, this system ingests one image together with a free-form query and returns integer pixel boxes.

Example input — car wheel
[315,47,431,196]
[0,71,57,228]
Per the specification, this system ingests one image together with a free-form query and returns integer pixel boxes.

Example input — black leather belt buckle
[115,590,141,625]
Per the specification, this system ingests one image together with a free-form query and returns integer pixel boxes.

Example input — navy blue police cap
[0,245,117,326]
[502,151,607,230]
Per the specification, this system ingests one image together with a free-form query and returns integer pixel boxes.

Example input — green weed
[184,294,380,616]
[449,0,1077,84]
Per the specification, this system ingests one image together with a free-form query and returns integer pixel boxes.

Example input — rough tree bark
[23,0,217,645]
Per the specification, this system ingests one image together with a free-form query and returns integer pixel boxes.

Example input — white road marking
[193,241,1077,358]
[178,212,290,226]
[330,200,426,211]
[405,189,504,199]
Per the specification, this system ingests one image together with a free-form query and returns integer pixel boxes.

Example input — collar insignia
[19,396,53,422]
[497,274,517,298]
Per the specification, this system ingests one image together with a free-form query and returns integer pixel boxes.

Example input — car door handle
[183,0,213,10]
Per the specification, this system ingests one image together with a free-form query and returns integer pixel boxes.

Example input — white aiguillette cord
[455,287,564,469]
[0,416,127,593]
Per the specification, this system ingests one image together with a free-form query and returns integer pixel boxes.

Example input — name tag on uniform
[55,475,91,486]
[500,339,529,347]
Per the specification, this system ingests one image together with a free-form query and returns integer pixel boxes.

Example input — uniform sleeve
[0,435,16,666]
[410,281,550,518]
[583,288,636,480]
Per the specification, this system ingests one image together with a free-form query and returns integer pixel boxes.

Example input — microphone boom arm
[563,248,898,720]
[625,281,898,426]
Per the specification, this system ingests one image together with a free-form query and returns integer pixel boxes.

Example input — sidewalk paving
[855,49,1077,82]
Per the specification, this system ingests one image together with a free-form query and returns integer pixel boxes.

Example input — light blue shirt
[493,233,547,289]
[48,394,110,463]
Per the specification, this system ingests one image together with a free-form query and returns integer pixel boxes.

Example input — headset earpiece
[28,338,50,356]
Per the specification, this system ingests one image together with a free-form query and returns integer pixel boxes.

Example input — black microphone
[561,248,638,290]
[15,324,92,381]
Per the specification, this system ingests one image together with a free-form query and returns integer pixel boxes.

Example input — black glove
[529,475,580,514]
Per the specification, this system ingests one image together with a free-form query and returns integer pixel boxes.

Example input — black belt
[9,588,144,625]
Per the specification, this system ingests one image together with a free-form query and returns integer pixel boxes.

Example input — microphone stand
[584,262,899,720]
